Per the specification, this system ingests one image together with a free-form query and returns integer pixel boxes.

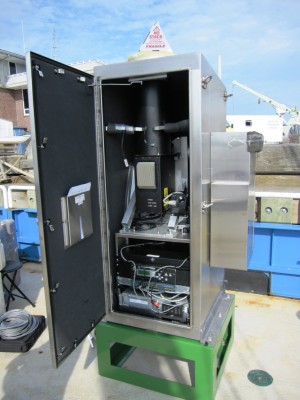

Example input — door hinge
[58,346,66,356]
[54,68,65,75]
[34,64,44,77]
[50,282,60,293]
[38,137,48,149]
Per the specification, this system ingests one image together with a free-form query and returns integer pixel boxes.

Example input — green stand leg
[96,296,234,400]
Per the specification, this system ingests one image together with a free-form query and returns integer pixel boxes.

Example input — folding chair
[1,260,35,311]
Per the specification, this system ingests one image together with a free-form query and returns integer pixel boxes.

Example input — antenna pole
[217,55,222,79]
[22,21,26,54]
[52,25,57,59]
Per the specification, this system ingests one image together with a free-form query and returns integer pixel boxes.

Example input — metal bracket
[88,333,95,348]
[89,81,143,87]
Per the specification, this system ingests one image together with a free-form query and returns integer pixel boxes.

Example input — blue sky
[1,0,300,115]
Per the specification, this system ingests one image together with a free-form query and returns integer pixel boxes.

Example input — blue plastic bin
[12,208,41,262]
[249,222,300,299]
[13,126,28,155]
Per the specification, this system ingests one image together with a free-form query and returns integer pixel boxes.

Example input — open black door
[26,52,105,367]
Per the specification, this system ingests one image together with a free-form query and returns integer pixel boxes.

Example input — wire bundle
[0,310,39,340]
[120,242,190,314]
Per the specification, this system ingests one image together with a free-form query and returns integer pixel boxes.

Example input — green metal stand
[96,296,234,400]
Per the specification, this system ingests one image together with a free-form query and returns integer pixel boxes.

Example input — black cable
[134,222,157,231]
[132,214,163,230]
[147,258,190,313]
[135,213,161,221]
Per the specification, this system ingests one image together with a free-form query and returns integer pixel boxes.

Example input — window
[9,62,17,75]
[245,120,252,126]
[8,61,26,75]
[23,89,30,115]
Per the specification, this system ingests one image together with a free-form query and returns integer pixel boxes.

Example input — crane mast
[232,80,299,120]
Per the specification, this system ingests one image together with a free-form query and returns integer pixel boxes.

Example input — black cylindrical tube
[137,81,171,156]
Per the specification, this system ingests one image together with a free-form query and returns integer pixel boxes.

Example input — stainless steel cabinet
[27,52,257,367]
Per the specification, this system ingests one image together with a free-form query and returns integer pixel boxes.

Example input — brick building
[0,49,104,133]
[0,50,29,130]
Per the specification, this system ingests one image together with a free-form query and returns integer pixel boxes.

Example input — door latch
[202,201,214,213]
[45,219,55,231]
